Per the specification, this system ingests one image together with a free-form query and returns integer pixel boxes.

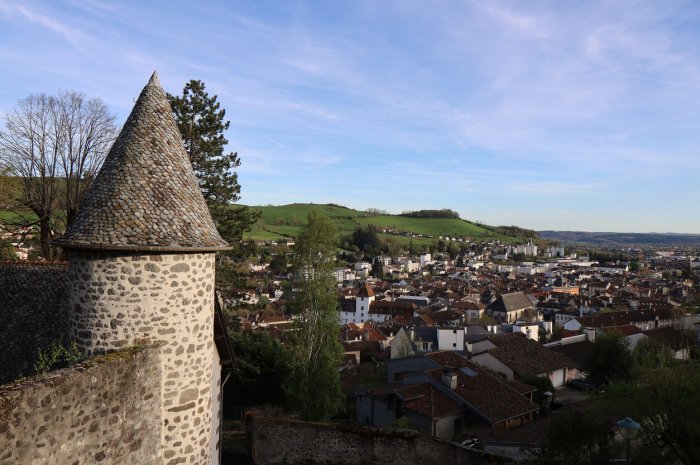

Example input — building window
[453,343,457,348]
[361,306,364,310]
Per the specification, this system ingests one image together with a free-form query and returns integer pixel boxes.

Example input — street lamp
[617,417,641,464]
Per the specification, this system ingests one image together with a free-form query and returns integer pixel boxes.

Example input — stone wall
[249,416,515,465]
[0,346,162,465]
[68,250,216,465]
[0,261,70,384]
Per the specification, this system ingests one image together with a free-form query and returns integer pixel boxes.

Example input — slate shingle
[55,72,230,252]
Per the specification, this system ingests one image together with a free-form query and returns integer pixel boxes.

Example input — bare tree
[56,92,116,226]
[0,91,116,259]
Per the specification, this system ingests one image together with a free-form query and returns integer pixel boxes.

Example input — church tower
[55,73,230,465]
[355,284,375,323]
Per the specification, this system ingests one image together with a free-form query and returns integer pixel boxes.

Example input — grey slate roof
[488,291,534,313]
[486,333,577,376]
[0,261,70,383]
[55,72,230,252]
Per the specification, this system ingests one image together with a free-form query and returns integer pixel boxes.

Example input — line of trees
[400,208,460,219]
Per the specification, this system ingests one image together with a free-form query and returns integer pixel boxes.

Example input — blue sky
[1,0,699,233]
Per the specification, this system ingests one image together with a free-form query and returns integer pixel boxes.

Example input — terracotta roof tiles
[424,364,539,424]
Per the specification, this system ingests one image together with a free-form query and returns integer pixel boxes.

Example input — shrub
[33,341,81,374]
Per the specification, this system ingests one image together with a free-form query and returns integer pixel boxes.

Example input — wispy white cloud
[5,3,93,48]
[1,0,699,231]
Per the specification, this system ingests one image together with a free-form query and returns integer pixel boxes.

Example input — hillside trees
[0,91,116,259]
[400,209,460,219]
[585,331,633,382]
[284,211,344,420]
[225,328,291,410]
[350,225,383,256]
[606,361,700,465]
[372,257,384,278]
[536,410,613,464]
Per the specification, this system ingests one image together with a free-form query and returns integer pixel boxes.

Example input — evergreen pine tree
[168,80,260,308]
[168,80,259,243]
[168,80,240,205]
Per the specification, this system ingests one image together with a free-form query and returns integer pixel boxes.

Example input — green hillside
[0,176,23,209]
[245,203,529,244]
[1,173,536,246]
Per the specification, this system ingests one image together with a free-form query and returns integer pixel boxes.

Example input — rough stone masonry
[51,71,231,465]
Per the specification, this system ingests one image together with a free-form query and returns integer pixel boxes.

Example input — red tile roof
[573,308,676,328]
[396,383,463,418]
[357,284,375,298]
[606,324,642,336]
[424,364,539,424]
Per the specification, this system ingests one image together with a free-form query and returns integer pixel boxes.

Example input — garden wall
[0,346,162,465]
[249,416,514,465]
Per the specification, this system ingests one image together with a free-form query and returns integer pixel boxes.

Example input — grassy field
[244,203,529,243]
[0,177,533,245]
[0,210,38,224]
[355,215,493,237]
[0,176,22,209]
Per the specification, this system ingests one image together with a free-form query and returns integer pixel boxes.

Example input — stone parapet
[0,346,162,465]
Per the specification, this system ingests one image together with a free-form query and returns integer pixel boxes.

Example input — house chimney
[441,372,458,390]
[584,327,596,343]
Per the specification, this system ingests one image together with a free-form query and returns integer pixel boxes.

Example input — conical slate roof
[56,72,230,252]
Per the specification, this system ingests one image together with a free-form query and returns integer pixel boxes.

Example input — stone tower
[55,72,230,465]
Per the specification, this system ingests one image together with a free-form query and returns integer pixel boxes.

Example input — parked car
[567,378,597,392]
